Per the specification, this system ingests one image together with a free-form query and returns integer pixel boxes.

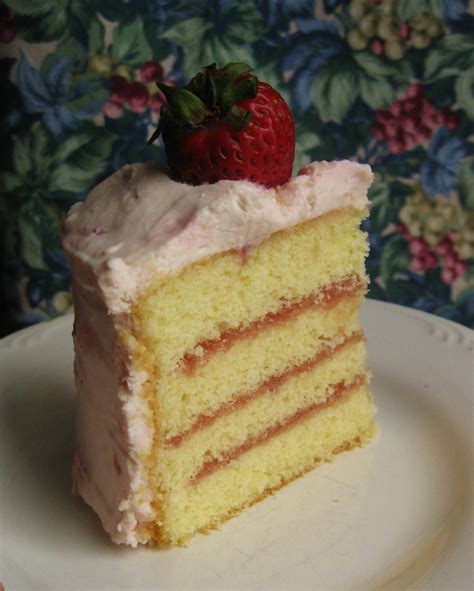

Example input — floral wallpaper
[1,0,473,334]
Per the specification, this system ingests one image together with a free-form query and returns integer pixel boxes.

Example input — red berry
[371,38,385,56]
[394,224,411,240]
[102,100,123,119]
[443,253,458,269]
[154,67,295,188]
[455,260,468,275]
[110,76,131,104]
[150,94,164,113]
[372,122,385,140]
[409,238,429,257]
[440,108,459,129]
[405,83,424,99]
[423,253,437,269]
[125,82,149,113]
[388,101,402,117]
[416,125,432,143]
[410,257,425,273]
[441,267,457,285]
[399,22,411,40]
[139,61,164,84]
[435,238,454,257]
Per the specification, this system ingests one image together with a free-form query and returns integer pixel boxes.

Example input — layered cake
[62,63,376,546]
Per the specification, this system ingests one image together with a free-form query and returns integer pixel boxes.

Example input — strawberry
[148,63,295,188]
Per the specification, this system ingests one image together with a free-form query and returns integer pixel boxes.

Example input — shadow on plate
[1,372,118,551]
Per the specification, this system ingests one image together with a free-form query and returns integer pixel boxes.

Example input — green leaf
[88,18,105,54]
[0,172,22,194]
[63,86,109,112]
[19,217,46,270]
[353,51,410,110]
[162,3,264,80]
[354,51,411,84]
[424,35,474,82]
[312,57,359,123]
[16,5,70,41]
[49,126,116,193]
[369,178,412,233]
[9,124,55,198]
[161,17,210,47]
[397,0,442,20]
[358,76,394,110]
[455,67,474,119]
[13,134,32,177]
[224,2,264,44]
[380,235,411,285]
[55,37,88,69]
[458,159,474,212]
[18,200,60,271]
[111,17,149,66]
[6,0,56,15]
[368,178,389,229]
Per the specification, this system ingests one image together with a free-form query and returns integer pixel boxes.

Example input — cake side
[127,206,376,546]
[134,207,369,439]
[70,272,156,546]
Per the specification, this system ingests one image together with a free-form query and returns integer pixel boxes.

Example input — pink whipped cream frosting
[63,160,373,313]
[63,160,373,546]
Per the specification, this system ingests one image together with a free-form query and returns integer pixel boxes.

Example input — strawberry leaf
[219,77,258,112]
[156,84,210,125]
[223,105,252,130]
[186,63,218,108]
[219,62,254,84]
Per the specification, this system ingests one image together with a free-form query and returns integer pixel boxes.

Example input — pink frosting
[63,161,373,546]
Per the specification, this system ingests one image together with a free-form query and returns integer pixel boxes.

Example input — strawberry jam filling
[181,275,364,375]
[167,331,364,447]
[190,374,367,485]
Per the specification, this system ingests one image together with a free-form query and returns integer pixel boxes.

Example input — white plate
[0,301,472,591]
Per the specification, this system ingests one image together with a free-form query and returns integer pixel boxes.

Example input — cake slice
[62,159,375,546]
[62,63,376,546]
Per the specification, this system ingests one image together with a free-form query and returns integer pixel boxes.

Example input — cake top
[62,160,373,313]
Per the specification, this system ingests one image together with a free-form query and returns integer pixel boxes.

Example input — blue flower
[442,0,466,21]
[420,127,472,197]
[17,54,108,138]
[281,20,343,112]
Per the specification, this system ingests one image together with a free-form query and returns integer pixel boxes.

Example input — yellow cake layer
[157,339,367,488]
[132,207,368,373]
[145,385,376,546]
[159,294,363,440]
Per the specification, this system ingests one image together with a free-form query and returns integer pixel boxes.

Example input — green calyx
[148,62,258,145]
